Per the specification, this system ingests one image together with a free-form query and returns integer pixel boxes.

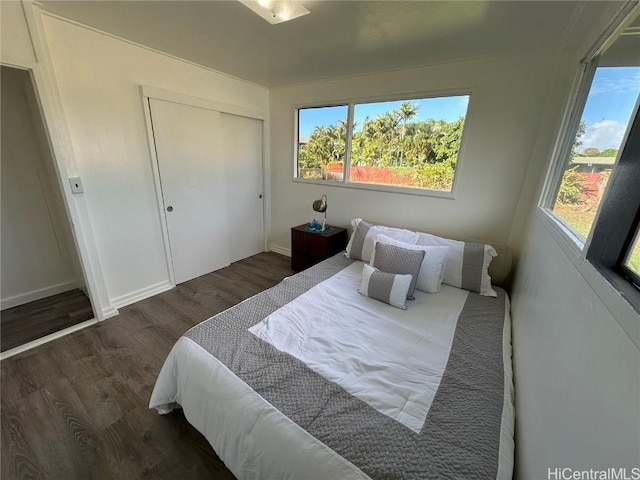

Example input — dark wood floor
[1,252,294,480]
[1,289,95,352]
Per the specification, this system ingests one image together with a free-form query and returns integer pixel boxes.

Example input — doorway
[0,66,95,352]
[147,97,265,285]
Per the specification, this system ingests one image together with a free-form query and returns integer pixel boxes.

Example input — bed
[150,230,515,480]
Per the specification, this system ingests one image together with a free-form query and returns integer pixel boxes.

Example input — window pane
[297,105,348,181]
[625,226,640,277]
[552,67,640,241]
[349,96,469,191]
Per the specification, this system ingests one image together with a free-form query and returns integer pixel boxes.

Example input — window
[297,105,347,182]
[296,94,470,193]
[623,226,640,283]
[550,67,640,241]
[586,103,640,300]
[542,5,640,309]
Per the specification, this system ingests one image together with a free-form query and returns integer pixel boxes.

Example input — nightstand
[291,224,347,272]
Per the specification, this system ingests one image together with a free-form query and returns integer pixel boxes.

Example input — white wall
[268,53,565,266]
[41,14,269,304]
[511,215,640,477]
[508,6,640,475]
[0,0,35,64]
[1,67,79,308]
[1,1,117,319]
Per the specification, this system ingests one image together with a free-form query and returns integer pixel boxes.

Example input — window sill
[535,208,640,348]
[292,177,456,200]
[536,207,585,258]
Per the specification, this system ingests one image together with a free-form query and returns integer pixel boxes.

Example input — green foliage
[582,147,600,157]
[600,148,618,157]
[558,120,590,204]
[557,167,585,205]
[298,102,465,190]
[299,120,347,170]
[433,117,464,164]
[571,121,586,157]
[411,160,456,191]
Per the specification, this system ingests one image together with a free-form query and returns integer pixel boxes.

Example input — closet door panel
[149,98,230,284]
[221,113,265,263]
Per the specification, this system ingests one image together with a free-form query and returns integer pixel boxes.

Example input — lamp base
[305,223,334,234]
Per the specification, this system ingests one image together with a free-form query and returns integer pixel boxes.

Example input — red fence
[325,165,414,185]
[579,172,608,202]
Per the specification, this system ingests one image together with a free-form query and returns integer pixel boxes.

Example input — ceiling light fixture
[239,0,310,25]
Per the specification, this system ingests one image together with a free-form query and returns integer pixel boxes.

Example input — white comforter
[249,262,467,433]
[150,260,514,480]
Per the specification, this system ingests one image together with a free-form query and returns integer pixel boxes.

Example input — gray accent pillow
[358,264,412,310]
[372,242,425,300]
[371,234,449,294]
[347,220,372,261]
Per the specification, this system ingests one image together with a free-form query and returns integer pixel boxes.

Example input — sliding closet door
[221,113,265,263]
[149,98,230,284]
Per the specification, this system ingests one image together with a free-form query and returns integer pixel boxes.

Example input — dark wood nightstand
[291,224,347,272]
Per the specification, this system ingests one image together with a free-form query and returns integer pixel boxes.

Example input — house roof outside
[572,156,617,167]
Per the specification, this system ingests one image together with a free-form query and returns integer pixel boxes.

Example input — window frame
[539,2,640,241]
[586,98,640,297]
[538,59,598,236]
[293,89,473,199]
[294,102,349,182]
[537,2,640,346]
[621,222,640,288]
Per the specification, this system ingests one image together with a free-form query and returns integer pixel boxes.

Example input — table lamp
[312,194,328,231]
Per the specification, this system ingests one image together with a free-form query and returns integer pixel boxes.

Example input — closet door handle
[166,206,174,212]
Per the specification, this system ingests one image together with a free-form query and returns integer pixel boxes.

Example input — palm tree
[397,102,418,164]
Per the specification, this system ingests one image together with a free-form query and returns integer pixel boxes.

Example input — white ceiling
[40,1,624,87]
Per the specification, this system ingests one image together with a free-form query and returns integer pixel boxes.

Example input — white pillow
[416,232,497,297]
[371,234,449,294]
[358,264,412,310]
[345,219,419,263]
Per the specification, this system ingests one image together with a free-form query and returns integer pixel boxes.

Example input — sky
[298,95,469,138]
[579,67,640,152]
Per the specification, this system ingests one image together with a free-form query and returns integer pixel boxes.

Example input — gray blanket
[186,254,508,480]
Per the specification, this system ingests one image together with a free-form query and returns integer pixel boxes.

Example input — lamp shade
[312,195,327,213]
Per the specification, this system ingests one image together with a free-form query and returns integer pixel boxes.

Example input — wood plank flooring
[1,289,95,352]
[1,252,294,479]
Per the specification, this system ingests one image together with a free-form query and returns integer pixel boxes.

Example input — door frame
[140,86,268,287]
[1,2,116,322]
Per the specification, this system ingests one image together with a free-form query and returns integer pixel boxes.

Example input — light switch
[69,177,84,194]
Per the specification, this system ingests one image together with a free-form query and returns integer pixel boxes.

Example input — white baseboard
[110,280,173,309]
[100,305,120,320]
[269,244,291,257]
[0,318,98,360]
[1,280,77,310]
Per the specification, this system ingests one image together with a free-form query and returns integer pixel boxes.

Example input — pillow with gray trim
[416,232,497,297]
[345,218,419,262]
[371,242,425,300]
[371,234,449,294]
[358,264,412,310]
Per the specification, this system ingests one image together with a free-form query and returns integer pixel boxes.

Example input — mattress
[150,253,515,479]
